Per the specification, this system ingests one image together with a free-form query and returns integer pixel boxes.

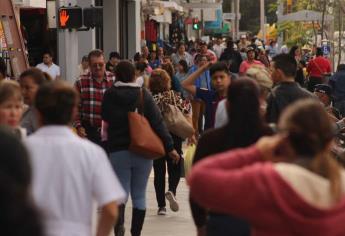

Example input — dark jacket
[266,82,313,123]
[330,70,345,102]
[102,86,174,153]
[219,49,243,73]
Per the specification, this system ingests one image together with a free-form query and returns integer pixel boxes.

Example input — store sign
[58,7,82,29]
[204,9,222,30]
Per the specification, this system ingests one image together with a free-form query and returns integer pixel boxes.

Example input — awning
[278,10,334,23]
[150,10,172,24]
[150,1,184,12]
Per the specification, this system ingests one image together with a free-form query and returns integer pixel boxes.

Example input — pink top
[239,60,264,75]
[189,146,345,236]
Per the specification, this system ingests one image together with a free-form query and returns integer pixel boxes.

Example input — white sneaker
[165,191,179,212]
[157,207,167,215]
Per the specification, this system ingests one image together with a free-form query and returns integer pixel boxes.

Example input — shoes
[165,191,179,212]
[157,207,167,215]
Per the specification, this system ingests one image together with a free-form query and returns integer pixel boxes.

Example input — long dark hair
[0,127,43,236]
[224,78,267,148]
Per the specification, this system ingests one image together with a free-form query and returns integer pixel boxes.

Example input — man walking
[266,54,313,123]
[36,51,60,80]
[74,49,115,146]
[239,47,263,76]
[26,81,125,236]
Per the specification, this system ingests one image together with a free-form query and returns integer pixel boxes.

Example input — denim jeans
[109,150,152,210]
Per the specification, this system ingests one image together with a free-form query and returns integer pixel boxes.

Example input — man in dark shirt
[266,54,313,123]
[106,51,121,73]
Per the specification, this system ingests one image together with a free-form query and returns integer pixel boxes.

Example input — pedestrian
[289,46,305,87]
[219,39,243,75]
[267,40,278,58]
[175,59,191,99]
[239,46,264,76]
[101,61,180,236]
[307,47,332,91]
[198,41,217,64]
[329,64,345,116]
[74,49,115,146]
[0,127,43,236]
[182,62,231,130]
[190,78,272,236]
[161,62,183,94]
[106,51,121,73]
[0,80,25,139]
[171,42,194,67]
[26,81,125,236]
[135,62,149,88]
[157,47,165,63]
[149,50,161,69]
[20,68,50,135]
[314,84,341,120]
[78,55,90,76]
[0,57,10,81]
[36,51,60,80]
[238,34,250,51]
[212,38,225,59]
[141,46,150,60]
[258,46,270,68]
[189,99,345,236]
[215,66,273,128]
[149,69,192,216]
[266,54,313,123]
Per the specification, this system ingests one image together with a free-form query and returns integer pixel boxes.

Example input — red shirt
[74,71,115,129]
[307,56,332,78]
[239,60,264,75]
[189,146,345,236]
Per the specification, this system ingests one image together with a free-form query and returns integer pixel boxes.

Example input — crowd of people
[1,34,345,236]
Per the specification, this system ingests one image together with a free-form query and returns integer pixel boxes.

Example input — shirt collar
[35,125,76,137]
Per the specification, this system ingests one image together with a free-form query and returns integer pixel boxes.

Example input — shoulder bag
[128,89,166,160]
[163,91,195,139]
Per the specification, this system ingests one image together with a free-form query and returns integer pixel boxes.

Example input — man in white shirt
[36,52,61,80]
[25,81,125,236]
[213,38,225,59]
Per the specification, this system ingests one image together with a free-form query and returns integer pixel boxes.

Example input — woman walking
[190,78,272,236]
[149,69,192,215]
[102,61,180,236]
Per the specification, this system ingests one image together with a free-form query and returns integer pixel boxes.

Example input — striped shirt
[74,72,115,129]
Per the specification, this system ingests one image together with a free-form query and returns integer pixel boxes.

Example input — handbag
[163,91,195,139]
[128,89,166,160]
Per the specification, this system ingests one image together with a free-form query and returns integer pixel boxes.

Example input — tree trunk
[321,0,327,40]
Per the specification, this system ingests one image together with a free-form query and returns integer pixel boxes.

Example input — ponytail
[310,152,342,202]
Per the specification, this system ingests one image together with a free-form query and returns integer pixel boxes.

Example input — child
[0,80,26,139]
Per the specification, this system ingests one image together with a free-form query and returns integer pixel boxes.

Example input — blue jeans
[109,150,152,210]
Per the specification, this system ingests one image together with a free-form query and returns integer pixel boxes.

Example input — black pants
[82,121,108,151]
[207,212,250,236]
[153,134,182,208]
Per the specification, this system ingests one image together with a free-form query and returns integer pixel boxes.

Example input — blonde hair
[279,99,342,202]
[0,80,23,104]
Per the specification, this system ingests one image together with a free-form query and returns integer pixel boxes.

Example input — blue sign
[322,45,330,55]
[204,9,222,30]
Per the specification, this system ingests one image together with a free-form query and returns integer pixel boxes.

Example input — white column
[57,0,79,84]
[127,0,141,59]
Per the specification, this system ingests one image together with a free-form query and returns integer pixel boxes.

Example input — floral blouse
[153,90,192,116]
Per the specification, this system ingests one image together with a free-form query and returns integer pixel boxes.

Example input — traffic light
[83,6,103,28]
[193,18,200,30]
[58,7,83,29]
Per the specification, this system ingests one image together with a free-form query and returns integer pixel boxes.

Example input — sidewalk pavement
[110,177,195,236]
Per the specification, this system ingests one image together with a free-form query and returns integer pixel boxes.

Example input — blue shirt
[188,65,212,90]
[196,88,223,130]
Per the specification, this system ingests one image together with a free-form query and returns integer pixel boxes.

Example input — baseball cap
[314,84,332,97]
[240,35,247,39]
[246,46,255,53]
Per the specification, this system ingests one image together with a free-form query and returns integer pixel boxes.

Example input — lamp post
[260,0,265,43]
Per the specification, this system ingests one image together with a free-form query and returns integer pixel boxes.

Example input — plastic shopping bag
[184,144,196,177]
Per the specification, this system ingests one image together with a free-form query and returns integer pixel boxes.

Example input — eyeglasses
[91,63,105,68]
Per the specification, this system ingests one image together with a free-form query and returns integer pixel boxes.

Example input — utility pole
[234,0,240,40]
[260,0,265,42]
[56,0,79,83]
